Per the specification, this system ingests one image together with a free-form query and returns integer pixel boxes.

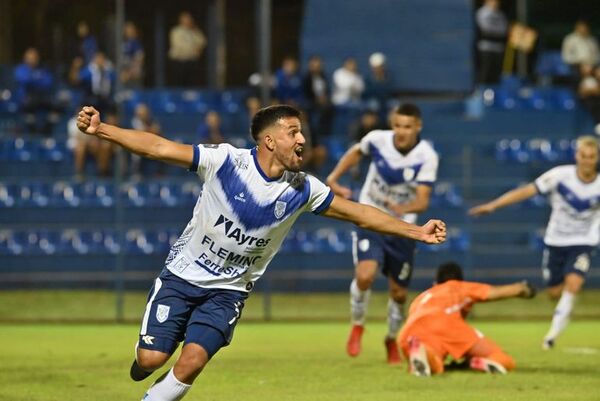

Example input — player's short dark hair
[250,104,301,142]
[392,103,422,120]
[436,262,464,284]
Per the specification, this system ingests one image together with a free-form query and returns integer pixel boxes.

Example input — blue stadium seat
[519,88,547,111]
[18,182,50,207]
[528,228,545,251]
[125,229,155,254]
[0,89,19,113]
[432,182,463,207]
[121,182,149,207]
[448,229,470,251]
[551,89,576,111]
[4,137,38,161]
[0,230,24,255]
[535,51,571,78]
[553,138,575,162]
[181,182,202,206]
[39,138,68,162]
[60,229,92,254]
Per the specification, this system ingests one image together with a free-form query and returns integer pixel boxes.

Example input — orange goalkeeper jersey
[398,280,491,359]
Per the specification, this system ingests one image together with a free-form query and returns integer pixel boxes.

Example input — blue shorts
[352,228,415,287]
[137,269,248,358]
[541,245,593,287]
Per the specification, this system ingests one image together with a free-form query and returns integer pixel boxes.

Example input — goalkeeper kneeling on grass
[398,262,536,376]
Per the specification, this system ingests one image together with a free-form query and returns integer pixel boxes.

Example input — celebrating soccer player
[77,104,446,401]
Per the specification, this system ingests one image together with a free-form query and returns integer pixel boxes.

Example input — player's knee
[389,287,407,304]
[137,349,170,371]
[547,286,562,300]
[355,273,375,290]
[173,347,209,383]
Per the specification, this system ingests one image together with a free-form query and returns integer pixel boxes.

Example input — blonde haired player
[469,135,600,349]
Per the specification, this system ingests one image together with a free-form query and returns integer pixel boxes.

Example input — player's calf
[469,357,507,374]
[408,336,430,377]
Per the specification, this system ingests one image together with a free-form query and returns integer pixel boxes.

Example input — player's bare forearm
[77,106,194,169]
[487,281,536,300]
[326,144,362,184]
[469,183,537,216]
[96,123,193,168]
[386,186,432,215]
[322,195,446,243]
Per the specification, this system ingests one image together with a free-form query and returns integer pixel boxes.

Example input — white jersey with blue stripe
[358,130,438,224]
[535,165,600,246]
[164,144,334,292]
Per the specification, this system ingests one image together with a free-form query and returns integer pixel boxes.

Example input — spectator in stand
[349,109,385,144]
[561,20,600,72]
[168,11,206,87]
[577,64,600,134]
[197,110,225,144]
[274,56,303,106]
[68,108,114,178]
[76,21,99,64]
[71,51,117,115]
[13,47,61,135]
[475,0,508,84]
[121,21,145,88]
[364,52,394,118]
[332,57,365,107]
[130,103,164,177]
[303,55,334,144]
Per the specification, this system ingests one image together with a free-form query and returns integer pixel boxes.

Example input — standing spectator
[364,52,394,117]
[577,64,600,134]
[68,108,114,178]
[121,21,145,88]
[13,47,61,135]
[130,103,163,177]
[475,0,508,84]
[168,11,206,87]
[274,56,303,106]
[561,20,600,70]
[71,51,117,115]
[196,110,225,144]
[331,57,365,107]
[303,55,334,143]
[76,21,99,64]
[349,109,384,144]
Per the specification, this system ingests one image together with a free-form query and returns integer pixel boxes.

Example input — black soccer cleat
[130,360,153,382]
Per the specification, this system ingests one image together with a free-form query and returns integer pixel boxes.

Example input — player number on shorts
[574,254,590,273]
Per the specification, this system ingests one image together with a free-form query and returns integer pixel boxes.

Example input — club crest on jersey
[274,200,287,219]
[156,304,170,323]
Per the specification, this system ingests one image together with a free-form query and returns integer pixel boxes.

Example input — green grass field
[1,290,599,400]
[0,321,599,401]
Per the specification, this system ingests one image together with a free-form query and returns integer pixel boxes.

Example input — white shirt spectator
[562,31,600,66]
[332,60,365,106]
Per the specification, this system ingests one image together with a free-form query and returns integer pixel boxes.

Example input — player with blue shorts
[470,135,600,350]
[76,104,446,401]
[327,103,439,364]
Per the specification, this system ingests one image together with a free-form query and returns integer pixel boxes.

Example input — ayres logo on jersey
[214,214,271,247]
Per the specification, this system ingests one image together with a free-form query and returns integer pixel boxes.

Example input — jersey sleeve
[534,166,563,194]
[305,175,334,214]
[189,143,230,181]
[359,130,379,155]
[460,281,492,302]
[415,146,439,186]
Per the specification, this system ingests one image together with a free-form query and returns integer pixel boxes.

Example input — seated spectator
[274,56,303,106]
[68,108,114,178]
[130,103,164,177]
[71,51,117,115]
[475,0,508,84]
[349,109,385,143]
[364,52,394,116]
[121,21,145,88]
[13,47,62,135]
[197,110,225,144]
[561,20,600,71]
[303,55,334,144]
[332,57,365,107]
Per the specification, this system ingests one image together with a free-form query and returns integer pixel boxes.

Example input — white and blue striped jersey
[165,144,334,292]
[535,165,600,246]
[358,130,439,224]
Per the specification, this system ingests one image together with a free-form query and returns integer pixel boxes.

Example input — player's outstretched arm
[325,144,363,199]
[77,106,194,168]
[487,280,537,301]
[321,195,446,244]
[468,183,538,216]
[385,184,432,215]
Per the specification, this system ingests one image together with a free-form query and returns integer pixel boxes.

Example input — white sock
[386,298,404,339]
[142,368,191,401]
[350,278,371,325]
[545,290,576,342]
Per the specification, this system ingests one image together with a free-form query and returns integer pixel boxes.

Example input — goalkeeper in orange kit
[398,262,536,376]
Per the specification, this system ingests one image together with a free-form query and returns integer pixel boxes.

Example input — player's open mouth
[294,147,304,159]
